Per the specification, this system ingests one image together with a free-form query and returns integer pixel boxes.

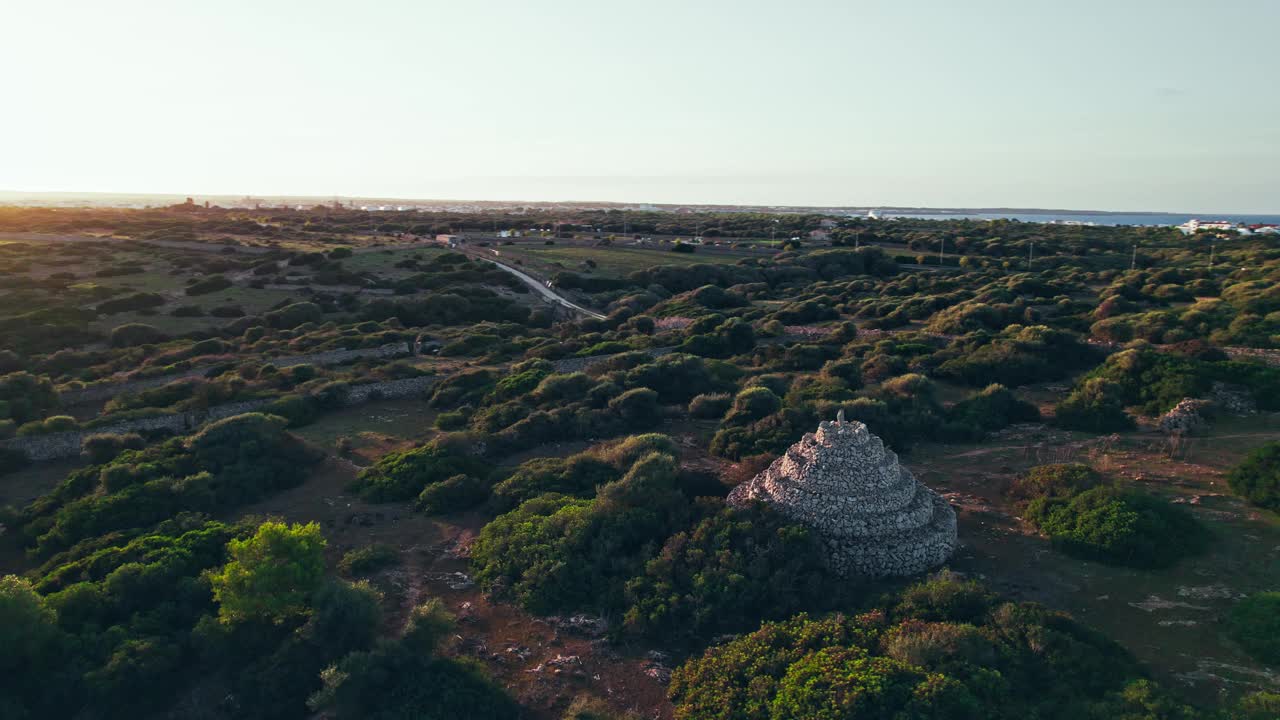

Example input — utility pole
[1209,240,1215,270]
[938,237,945,266]
[1131,244,1137,271]
[1028,241,1034,269]
[855,231,860,250]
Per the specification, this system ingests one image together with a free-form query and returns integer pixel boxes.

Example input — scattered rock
[1209,382,1256,415]
[1129,595,1211,612]
[425,571,474,591]
[548,614,609,638]
[1177,584,1237,600]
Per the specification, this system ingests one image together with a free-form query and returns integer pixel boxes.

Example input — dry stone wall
[60,342,412,406]
[728,417,957,578]
[3,375,437,462]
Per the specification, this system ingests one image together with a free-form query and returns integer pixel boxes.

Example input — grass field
[492,243,753,278]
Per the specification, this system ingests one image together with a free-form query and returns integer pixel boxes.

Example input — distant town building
[1177,219,1257,235]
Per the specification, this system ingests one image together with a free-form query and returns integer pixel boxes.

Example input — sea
[881,212,1280,227]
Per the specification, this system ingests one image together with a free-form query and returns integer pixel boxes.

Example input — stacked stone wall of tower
[727,418,957,577]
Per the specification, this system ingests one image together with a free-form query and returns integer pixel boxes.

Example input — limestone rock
[727,418,957,577]
[1157,398,1212,436]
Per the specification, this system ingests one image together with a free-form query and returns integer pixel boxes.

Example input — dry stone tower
[727,414,957,577]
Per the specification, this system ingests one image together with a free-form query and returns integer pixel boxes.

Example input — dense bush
[310,599,518,719]
[110,323,167,347]
[472,449,690,614]
[669,573,1194,720]
[944,384,1040,441]
[339,544,400,576]
[688,392,732,419]
[1053,378,1135,433]
[1007,463,1100,502]
[21,413,319,556]
[350,439,486,502]
[1226,592,1280,664]
[1228,441,1280,511]
[96,292,165,315]
[81,432,146,464]
[1025,485,1209,568]
[209,521,327,626]
[622,502,829,643]
[417,473,490,514]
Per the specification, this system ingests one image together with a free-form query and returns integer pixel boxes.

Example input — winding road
[470,253,607,320]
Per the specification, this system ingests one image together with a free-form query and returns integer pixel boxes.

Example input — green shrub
[417,473,489,514]
[434,410,469,431]
[1008,463,1100,502]
[209,521,326,626]
[1226,592,1280,664]
[185,275,233,296]
[490,454,620,511]
[669,573,1176,720]
[350,440,485,502]
[338,544,400,576]
[0,371,60,424]
[688,392,732,419]
[727,386,782,424]
[1054,378,1135,433]
[110,323,167,347]
[81,433,146,464]
[622,502,828,643]
[1025,486,1209,568]
[1228,441,1280,511]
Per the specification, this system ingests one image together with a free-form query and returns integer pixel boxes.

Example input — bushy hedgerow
[1025,485,1209,568]
[1227,592,1280,664]
[669,573,1199,720]
[1227,441,1280,511]
[350,439,486,502]
[622,502,830,644]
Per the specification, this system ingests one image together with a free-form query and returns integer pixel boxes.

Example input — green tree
[210,521,327,625]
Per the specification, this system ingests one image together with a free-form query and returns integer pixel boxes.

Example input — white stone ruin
[727,412,957,577]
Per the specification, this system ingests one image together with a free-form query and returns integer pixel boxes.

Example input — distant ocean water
[883,212,1280,227]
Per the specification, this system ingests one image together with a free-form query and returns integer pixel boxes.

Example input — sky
[3,1,1278,212]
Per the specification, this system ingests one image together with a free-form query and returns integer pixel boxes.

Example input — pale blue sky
[4,1,1277,211]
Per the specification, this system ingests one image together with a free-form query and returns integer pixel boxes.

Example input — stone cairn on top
[727,411,957,578]
[1157,398,1213,437]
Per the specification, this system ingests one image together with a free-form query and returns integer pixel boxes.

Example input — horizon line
[1,188,1277,218]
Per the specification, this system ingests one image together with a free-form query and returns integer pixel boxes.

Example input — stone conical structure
[727,417,957,577]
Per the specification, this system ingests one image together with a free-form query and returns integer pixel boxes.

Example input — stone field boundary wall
[59,342,412,406]
[4,374,437,462]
